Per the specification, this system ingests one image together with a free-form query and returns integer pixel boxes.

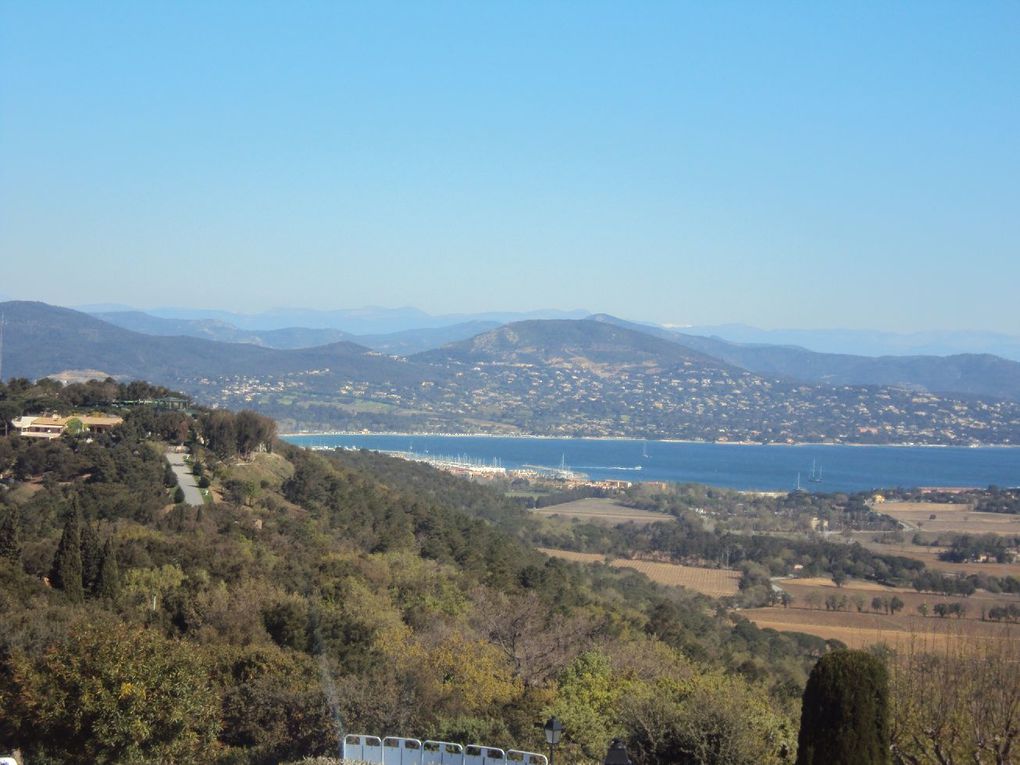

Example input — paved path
[166,451,205,506]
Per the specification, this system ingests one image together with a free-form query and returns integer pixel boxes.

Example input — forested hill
[413,319,734,370]
[1,384,816,764]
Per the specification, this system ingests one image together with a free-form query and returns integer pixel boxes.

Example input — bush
[796,650,889,765]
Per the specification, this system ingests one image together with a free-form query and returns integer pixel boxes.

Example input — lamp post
[603,739,632,765]
[543,716,563,765]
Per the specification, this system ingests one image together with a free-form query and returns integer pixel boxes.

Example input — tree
[622,670,794,765]
[888,596,904,615]
[796,651,890,765]
[80,521,102,596]
[173,485,185,504]
[889,631,1020,764]
[871,596,884,613]
[916,603,928,618]
[0,618,221,762]
[0,506,21,563]
[50,509,84,603]
[96,538,121,602]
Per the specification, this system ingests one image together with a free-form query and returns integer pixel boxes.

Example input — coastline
[279,430,1019,449]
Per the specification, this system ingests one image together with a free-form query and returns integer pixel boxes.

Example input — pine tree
[50,509,85,603]
[97,538,121,602]
[80,520,102,596]
[797,650,890,765]
[0,507,22,562]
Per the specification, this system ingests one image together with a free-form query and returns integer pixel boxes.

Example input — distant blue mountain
[99,305,590,335]
[590,315,1020,402]
[679,324,1020,362]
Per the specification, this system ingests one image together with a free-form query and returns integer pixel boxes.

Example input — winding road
[165,450,204,506]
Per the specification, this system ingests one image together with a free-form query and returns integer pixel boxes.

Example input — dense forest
[0,378,1016,764]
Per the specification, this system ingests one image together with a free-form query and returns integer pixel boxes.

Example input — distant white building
[11,413,123,440]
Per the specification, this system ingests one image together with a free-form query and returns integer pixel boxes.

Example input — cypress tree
[50,509,85,603]
[97,538,121,602]
[0,507,22,562]
[80,520,102,596]
[797,650,890,765]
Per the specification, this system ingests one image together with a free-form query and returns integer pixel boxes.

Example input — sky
[1,2,1018,332]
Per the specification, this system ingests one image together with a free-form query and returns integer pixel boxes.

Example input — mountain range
[590,315,1020,403]
[70,302,1020,360]
[2,301,1019,444]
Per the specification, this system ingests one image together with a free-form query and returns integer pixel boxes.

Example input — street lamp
[603,739,632,765]
[543,716,564,765]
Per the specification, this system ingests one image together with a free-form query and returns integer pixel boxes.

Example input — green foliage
[622,672,794,765]
[50,508,85,602]
[97,538,121,601]
[81,520,102,595]
[0,506,22,562]
[0,618,221,763]
[796,650,890,765]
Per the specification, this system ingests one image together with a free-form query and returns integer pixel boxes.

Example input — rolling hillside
[0,301,427,385]
[589,314,1020,402]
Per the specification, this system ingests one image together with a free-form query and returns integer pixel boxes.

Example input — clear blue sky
[2,2,1018,332]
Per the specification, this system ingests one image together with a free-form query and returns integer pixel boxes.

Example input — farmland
[531,497,674,526]
[858,540,1020,578]
[539,548,740,597]
[778,577,1020,618]
[742,575,1020,649]
[878,500,1020,535]
[744,607,1017,650]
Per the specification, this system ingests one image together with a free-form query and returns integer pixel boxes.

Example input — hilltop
[0,386,808,763]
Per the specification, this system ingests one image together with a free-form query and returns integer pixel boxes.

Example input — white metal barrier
[465,745,507,765]
[383,736,424,765]
[423,740,464,765]
[344,735,384,763]
[343,734,546,765]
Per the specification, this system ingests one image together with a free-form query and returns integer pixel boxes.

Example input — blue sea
[282,434,1020,493]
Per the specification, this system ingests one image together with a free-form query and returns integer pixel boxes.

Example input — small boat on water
[809,459,823,483]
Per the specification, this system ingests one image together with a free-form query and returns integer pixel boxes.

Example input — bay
[282,434,1020,493]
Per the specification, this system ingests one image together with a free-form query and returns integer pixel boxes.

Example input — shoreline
[279,431,1019,449]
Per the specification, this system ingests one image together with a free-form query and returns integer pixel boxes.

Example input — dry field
[747,575,1020,649]
[538,548,740,597]
[532,498,674,526]
[878,501,1020,535]
[778,577,1020,620]
[744,607,1017,650]
[860,541,1020,578]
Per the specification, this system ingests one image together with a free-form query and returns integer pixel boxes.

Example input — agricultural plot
[777,577,1020,621]
[750,574,1020,649]
[744,607,1016,650]
[538,548,740,598]
[859,541,1020,578]
[878,501,1020,535]
[532,498,674,526]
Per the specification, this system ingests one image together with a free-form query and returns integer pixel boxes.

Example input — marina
[283,433,1020,493]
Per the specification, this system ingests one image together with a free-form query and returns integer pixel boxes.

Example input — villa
[11,413,124,440]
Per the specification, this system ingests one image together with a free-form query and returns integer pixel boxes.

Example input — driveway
[166,451,205,506]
